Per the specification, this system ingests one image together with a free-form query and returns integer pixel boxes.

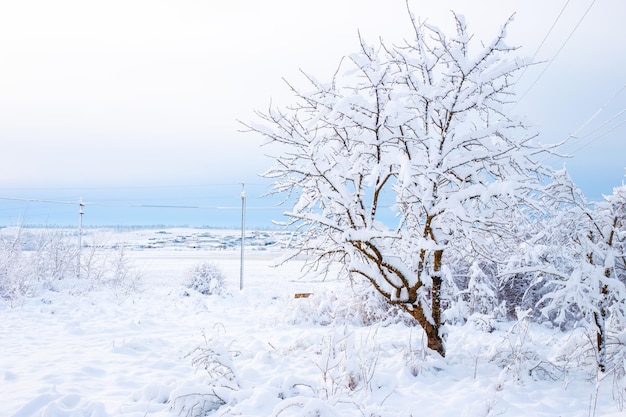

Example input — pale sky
[0,0,624,226]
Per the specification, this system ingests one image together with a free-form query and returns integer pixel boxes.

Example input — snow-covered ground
[1,228,624,416]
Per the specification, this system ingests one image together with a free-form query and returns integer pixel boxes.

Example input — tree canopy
[244,10,607,358]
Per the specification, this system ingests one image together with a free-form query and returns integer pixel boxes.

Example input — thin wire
[566,119,626,155]
[0,197,77,205]
[515,0,597,106]
[547,84,626,162]
[516,0,571,83]
[542,106,625,164]
[0,196,284,211]
[563,84,626,143]
[0,182,270,192]
[564,108,625,148]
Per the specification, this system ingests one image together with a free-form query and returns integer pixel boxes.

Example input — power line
[540,111,625,165]
[0,196,284,211]
[515,0,597,106]
[516,0,571,84]
[0,197,77,205]
[554,84,626,156]
[565,84,625,141]
[0,181,271,193]
[567,108,625,147]
[566,118,626,155]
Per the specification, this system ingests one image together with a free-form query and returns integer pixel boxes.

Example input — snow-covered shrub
[464,261,500,316]
[185,262,226,296]
[0,234,31,305]
[0,228,40,304]
[344,278,411,326]
[95,245,143,299]
[79,235,109,283]
[0,229,143,301]
[283,276,410,327]
[172,337,239,416]
[170,384,228,417]
[315,329,380,399]
[449,259,507,324]
[523,177,626,371]
[491,308,564,384]
[39,232,78,282]
[283,290,335,326]
[500,272,537,321]
[608,333,626,410]
[7,230,80,294]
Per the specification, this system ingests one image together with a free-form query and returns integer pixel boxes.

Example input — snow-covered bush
[95,245,143,298]
[607,333,626,410]
[172,336,239,416]
[0,230,31,305]
[490,309,564,384]
[448,259,506,324]
[185,262,226,296]
[0,228,142,302]
[315,328,380,398]
[344,277,412,326]
[0,229,83,301]
[283,276,410,327]
[521,176,626,371]
[39,232,78,282]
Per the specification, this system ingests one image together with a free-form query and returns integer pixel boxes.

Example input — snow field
[1,238,624,416]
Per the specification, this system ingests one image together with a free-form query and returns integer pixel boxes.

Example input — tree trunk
[588,232,608,372]
[425,321,446,357]
[430,249,445,356]
[594,309,606,373]
[406,307,445,357]
[595,282,609,373]
[406,248,446,357]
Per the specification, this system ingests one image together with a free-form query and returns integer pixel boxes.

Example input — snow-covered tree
[465,260,500,316]
[532,173,626,371]
[245,11,555,357]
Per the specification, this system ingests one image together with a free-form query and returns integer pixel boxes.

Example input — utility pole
[77,197,84,278]
[240,183,246,290]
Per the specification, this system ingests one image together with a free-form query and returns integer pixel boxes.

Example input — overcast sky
[0,0,624,226]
